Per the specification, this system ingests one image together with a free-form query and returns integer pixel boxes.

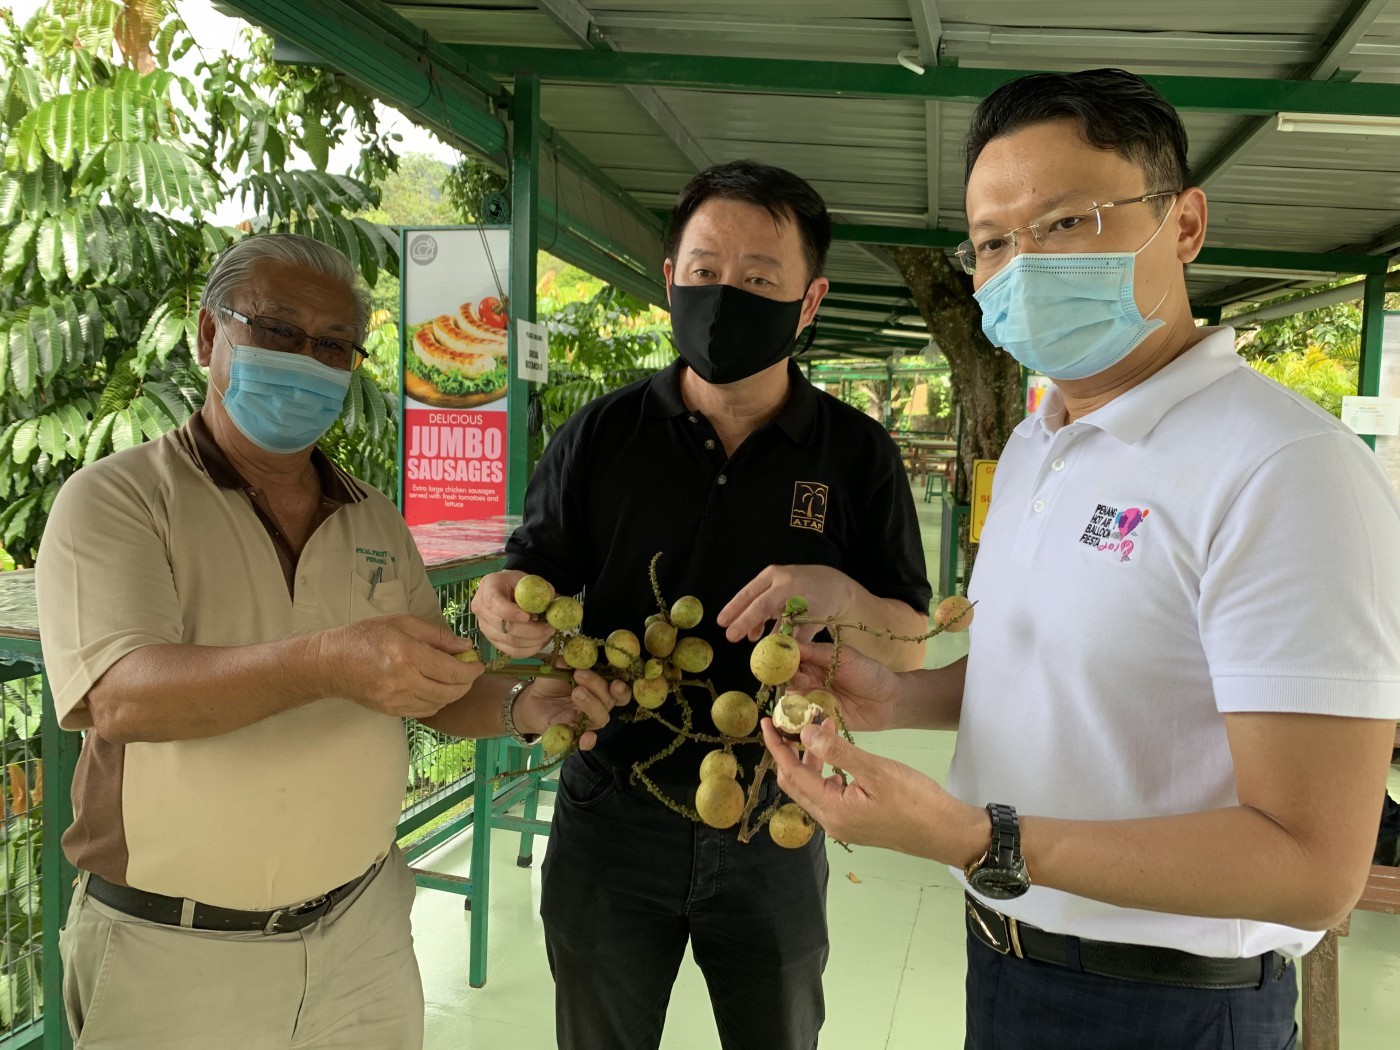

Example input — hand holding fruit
[471,570,559,658]
[513,668,630,753]
[761,717,986,865]
[321,614,484,719]
[718,564,857,643]
[786,641,904,733]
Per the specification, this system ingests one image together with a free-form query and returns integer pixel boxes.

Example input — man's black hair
[665,160,833,282]
[965,69,1192,203]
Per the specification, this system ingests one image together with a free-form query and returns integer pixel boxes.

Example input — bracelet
[501,678,538,745]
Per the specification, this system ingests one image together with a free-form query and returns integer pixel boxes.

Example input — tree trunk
[887,247,1022,504]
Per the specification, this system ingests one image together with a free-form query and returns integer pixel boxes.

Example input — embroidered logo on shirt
[1078,504,1149,562]
[790,482,829,533]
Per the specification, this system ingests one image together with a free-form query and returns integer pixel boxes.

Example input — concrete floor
[411,484,1400,1049]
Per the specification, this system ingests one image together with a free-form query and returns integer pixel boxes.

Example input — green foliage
[1249,348,1356,418]
[536,285,674,437]
[0,1,401,564]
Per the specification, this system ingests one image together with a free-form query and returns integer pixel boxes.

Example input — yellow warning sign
[970,459,997,544]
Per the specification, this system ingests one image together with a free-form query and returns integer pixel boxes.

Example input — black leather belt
[965,893,1288,990]
[85,863,378,936]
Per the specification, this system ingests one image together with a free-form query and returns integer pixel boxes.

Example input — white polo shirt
[949,327,1400,959]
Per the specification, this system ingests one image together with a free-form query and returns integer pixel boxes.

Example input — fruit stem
[648,551,668,616]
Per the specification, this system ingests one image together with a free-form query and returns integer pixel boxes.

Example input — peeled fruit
[712,691,759,738]
[695,776,745,829]
[772,693,821,738]
[514,574,555,615]
[670,595,704,630]
[562,635,599,670]
[768,803,816,849]
[699,750,739,781]
[545,596,584,632]
[454,649,481,664]
[805,688,839,720]
[605,629,641,669]
[541,723,575,756]
[933,594,974,633]
[632,676,670,710]
[644,620,678,658]
[643,658,666,680]
[672,636,713,674]
[751,633,801,685]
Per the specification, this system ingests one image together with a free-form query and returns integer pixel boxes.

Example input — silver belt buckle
[263,894,328,935]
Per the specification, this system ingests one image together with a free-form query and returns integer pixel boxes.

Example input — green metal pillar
[884,357,894,430]
[507,73,540,515]
[1357,272,1387,452]
[1199,305,1223,326]
[41,674,77,1050]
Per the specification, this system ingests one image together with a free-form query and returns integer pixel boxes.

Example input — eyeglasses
[217,307,368,371]
[955,191,1180,276]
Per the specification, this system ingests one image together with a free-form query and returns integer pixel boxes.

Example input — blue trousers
[540,754,830,1050]
[965,925,1298,1050]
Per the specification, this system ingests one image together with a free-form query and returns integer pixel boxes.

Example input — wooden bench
[1300,863,1400,1048]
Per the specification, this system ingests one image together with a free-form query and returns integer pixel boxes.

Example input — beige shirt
[37,415,445,909]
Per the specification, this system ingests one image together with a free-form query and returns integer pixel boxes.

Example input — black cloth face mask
[668,282,814,385]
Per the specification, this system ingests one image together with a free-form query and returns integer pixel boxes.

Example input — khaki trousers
[59,847,424,1050]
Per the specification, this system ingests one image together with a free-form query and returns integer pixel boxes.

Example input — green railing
[0,553,546,1048]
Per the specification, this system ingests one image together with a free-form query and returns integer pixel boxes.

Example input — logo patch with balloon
[1078,503,1149,562]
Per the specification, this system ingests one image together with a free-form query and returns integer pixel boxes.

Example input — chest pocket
[348,574,410,622]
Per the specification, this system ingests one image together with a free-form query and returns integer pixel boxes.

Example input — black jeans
[965,926,1299,1050]
[541,754,830,1050]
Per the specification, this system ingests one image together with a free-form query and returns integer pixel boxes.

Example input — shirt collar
[181,411,365,504]
[1018,328,1242,446]
[643,359,820,443]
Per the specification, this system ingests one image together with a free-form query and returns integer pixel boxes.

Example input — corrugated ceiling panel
[391,5,576,46]
[936,1,1340,36]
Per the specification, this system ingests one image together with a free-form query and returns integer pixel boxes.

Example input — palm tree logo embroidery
[791,482,829,533]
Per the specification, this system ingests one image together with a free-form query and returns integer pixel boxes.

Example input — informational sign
[1373,314,1400,497]
[399,227,511,527]
[1341,395,1400,436]
[969,458,997,544]
[516,318,549,383]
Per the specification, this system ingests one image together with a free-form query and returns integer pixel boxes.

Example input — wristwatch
[501,678,539,746]
[964,803,1031,900]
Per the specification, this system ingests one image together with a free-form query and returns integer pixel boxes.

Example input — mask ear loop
[1133,196,1180,325]
[794,314,819,357]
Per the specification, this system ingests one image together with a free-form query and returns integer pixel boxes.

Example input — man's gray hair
[201,233,372,337]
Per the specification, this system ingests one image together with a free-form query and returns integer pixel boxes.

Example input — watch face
[969,867,1030,900]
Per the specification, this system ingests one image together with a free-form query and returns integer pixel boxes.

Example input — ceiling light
[1275,112,1400,137]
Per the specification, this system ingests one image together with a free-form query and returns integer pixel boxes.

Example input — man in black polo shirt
[472,160,931,1049]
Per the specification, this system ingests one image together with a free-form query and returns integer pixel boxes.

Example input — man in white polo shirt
[762,69,1400,1049]
[36,234,621,1049]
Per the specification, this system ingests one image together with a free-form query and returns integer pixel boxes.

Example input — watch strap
[986,803,1022,868]
[501,678,538,745]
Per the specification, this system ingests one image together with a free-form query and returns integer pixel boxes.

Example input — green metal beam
[1357,273,1388,451]
[831,223,1390,275]
[508,74,540,515]
[230,0,507,158]
[828,281,913,300]
[457,44,1400,117]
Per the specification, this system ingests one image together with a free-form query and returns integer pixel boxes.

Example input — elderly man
[764,70,1400,1050]
[471,160,931,1050]
[36,234,619,1049]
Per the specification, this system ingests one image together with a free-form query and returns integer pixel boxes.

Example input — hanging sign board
[516,318,549,383]
[399,226,512,527]
[969,459,997,544]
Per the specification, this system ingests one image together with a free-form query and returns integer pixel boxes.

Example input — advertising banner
[399,227,512,526]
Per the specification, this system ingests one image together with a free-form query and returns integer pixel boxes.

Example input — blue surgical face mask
[972,206,1174,381]
[219,344,350,454]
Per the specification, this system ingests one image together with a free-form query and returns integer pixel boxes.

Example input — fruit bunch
[485,555,976,851]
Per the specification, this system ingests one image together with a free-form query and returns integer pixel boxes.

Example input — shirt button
[1052,458,1066,471]
[717,474,728,486]
[298,574,308,585]
[1032,499,1046,513]
[688,415,698,424]
[704,439,716,450]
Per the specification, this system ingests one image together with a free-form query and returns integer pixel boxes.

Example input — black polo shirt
[506,359,931,790]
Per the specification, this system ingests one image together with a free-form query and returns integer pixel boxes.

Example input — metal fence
[0,667,46,1048]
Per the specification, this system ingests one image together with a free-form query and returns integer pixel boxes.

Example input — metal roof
[227,0,1400,356]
